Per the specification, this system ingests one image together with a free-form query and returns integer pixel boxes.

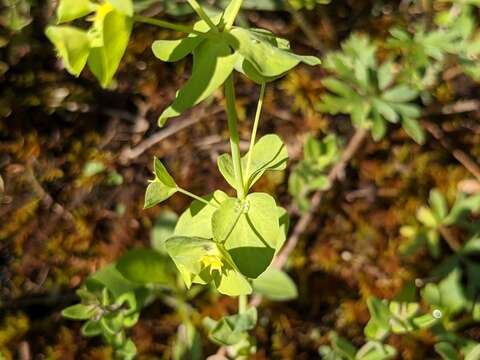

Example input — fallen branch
[422,120,480,181]
[119,106,222,163]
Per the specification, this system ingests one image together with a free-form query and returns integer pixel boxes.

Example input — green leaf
[402,117,425,144]
[144,158,178,209]
[242,134,288,189]
[152,37,204,62]
[166,236,218,279]
[81,320,102,336]
[45,26,91,76]
[87,7,132,87]
[216,266,253,296]
[429,189,448,222]
[175,191,228,238]
[212,193,279,278]
[329,332,356,360]
[56,0,95,23]
[365,298,391,340]
[159,38,238,126]
[322,78,355,97]
[465,344,480,360]
[108,0,133,16]
[208,307,257,346]
[89,264,138,298]
[382,85,418,102]
[218,134,288,190]
[116,248,175,285]
[372,98,399,123]
[435,342,461,360]
[252,268,298,301]
[151,211,178,252]
[116,339,137,359]
[445,193,480,225]
[231,27,320,80]
[165,236,251,295]
[417,206,438,228]
[62,304,96,320]
[217,153,236,189]
[371,109,387,141]
[378,60,395,90]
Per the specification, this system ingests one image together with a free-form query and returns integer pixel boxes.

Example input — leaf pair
[144,157,178,209]
[46,0,133,87]
[152,3,320,126]
[217,134,288,192]
[317,33,425,144]
[204,307,257,348]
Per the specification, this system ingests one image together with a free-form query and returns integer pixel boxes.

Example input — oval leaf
[116,248,175,285]
[252,268,298,301]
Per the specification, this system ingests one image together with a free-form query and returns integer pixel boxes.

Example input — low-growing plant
[288,134,339,212]
[317,34,425,144]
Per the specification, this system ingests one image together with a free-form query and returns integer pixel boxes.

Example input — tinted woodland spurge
[44,0,480,358]
[47,0,319,356]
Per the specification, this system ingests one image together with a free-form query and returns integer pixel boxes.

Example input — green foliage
[251,268,298,301]
[319,332,396,360]
[364,297,438,341]
[204,307,257,352]
[289,134,339,212]
[218,134,288,192]
[46,0,133,87]
[152,1,320,125]
[400,189,480,258]
[317,34,424,143]
[144,158,178,209]
[116,248,176,285]
[62,265,149,359]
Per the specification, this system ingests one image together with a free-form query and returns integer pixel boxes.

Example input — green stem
[177,188,219,208]
[225,75,246,200]
[239,294,247,314]
[133,15,203,35]
[186,0,218,31]
[244,82,266,191]
[224,0,244,30]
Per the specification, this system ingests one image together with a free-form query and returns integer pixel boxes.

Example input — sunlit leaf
[56,0,95,23]
[252,268,297,300]
[45,26,90,76]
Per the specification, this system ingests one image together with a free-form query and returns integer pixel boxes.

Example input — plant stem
[239,294,247,314]
[244,83,266,191]
[133,15,203,35]
[225,75,246,200]
[224,0,244,30]
[177,188,219,208]
[186,0,218,31]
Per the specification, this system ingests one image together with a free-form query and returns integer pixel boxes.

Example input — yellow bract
[201,254,223,272]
